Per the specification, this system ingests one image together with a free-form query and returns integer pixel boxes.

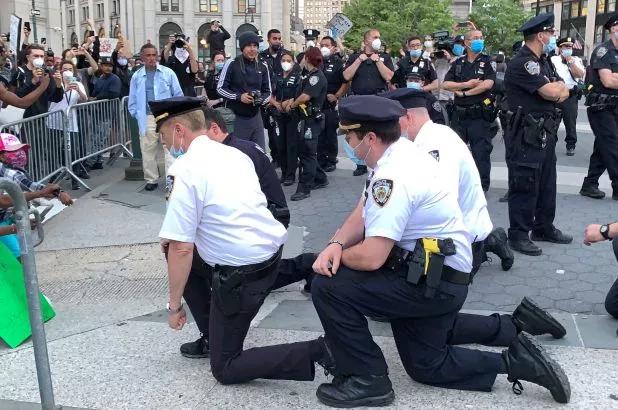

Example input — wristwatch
[600,224,612,241]
[166,302,183,314]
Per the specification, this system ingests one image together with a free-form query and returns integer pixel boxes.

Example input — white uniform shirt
[550,55,584,90]
[413,121,493,241]
[159,136,287,267]
[363,137,473,273]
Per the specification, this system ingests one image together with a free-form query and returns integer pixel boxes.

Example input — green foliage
[468,0,533,53]
[342,0,455,52]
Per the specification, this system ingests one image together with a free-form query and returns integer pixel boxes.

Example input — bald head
[400,107,431,141]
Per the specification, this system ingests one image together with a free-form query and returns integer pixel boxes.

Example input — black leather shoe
[513,297,566,339]
[314,180,329,189]
[508,238,542,256]
[282,178,295,186]
[291,191,310,201]
[315,336,336,376]
[485,228,514,271]
[503,332,570,403]
[579,186,605,199]
[323,164,336,172]
[353,165,368,176]
[566,147,575,156]
[316,374,395,408]
[531,228,573,244]
[613,193,618,201]
[180,335,210,358]
[499,191,509,203]
[144,183,158,191]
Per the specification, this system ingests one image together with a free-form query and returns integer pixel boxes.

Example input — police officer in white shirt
[155,99,333,385]
[551,37,585,156]
[310,96,570,407]
[381,88,514,273]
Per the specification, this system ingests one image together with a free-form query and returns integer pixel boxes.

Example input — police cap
[303,29,320,40]
[518,13,555,37]
[557,37,574,47]
[99,56,113,65]
[604,13,618,30]
[379,88,428,110]
[148,96,205,132]
[338,96,405,131]
[404,71,423,81]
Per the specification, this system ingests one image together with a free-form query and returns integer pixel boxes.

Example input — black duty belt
[397,265,471,285]
[213,246,282,282]
[585,93,618,108]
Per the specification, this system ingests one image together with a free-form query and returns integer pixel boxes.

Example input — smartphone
[89,30,95,37]
[24,22,31,31]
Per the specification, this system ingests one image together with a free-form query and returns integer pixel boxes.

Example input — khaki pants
[140,115,174,184]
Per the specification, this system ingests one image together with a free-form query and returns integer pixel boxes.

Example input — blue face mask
[470,39,484,54]
[409,49,422,59]
[169,129,185,159]
[406,82,422,90]
[561,48,573,58]
[215,62,225,71]
[544,36,557,54]
[614,32,618,40]
[342,139,366,166]
[453,44,465,56]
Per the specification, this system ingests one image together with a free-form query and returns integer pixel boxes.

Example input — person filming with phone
[162,33,198,97]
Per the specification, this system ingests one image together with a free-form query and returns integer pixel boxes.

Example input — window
[112,0,118,14]
[67,0,73,4]
[582,0,588,15]
[161,0,169,11]
[562,1,571,18]
[82,6,89,19]
[609,0,616,12]
[598,0,606,13]
[199,0,219,12]
[595,24,604,43]
[238,0,256,13]
[96,3,104,19]
[171,0,180,11]
[571,1,579,17]
[68,9,75,24]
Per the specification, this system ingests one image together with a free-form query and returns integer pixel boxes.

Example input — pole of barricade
[0,180,56,409]
[123,97,145,181]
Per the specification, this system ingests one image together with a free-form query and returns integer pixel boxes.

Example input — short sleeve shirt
[394,57,437,88]
[362,138,473,273]
[413,122,493,241]
[504,45,555,114]
[589,40,618,95]
[159,136,287,267]
[301,69,327,108]
[345,52,394,95]
[444,54,496,105]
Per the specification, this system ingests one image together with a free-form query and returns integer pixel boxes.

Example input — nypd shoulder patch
[432,101,442,112]
[597,46,608,58]
[371,179,393,207]
[165,175,175,200]
[524,60,540,75]
[428,150,440,161]
[309,75,319,86]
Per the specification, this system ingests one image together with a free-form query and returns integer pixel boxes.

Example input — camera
[250,90,261,106]
[174,34,187,48]
[433,30,454,55]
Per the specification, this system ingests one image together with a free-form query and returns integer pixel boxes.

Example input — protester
[162,34,198,96]
[61,45,99,97]
[206,20,230,58]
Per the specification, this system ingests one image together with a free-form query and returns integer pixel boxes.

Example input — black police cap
[518,13,555,37]
[557,37,574,47]
[338,96,405,131]
[604,13,618,30]
[99,56,113,65]
[379,88,428,110]
[303,29,320,40]
[148,96,205,132]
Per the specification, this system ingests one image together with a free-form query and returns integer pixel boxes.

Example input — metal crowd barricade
[67,98,133,190]
[0,180,56,409]
[194,85,205,96]
[0,110,71,184]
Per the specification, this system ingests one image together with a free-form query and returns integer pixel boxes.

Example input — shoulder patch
[371,179,394,207]
[428,150,440,162]
[309,75,319,86]
[165,175,175,200]
[597,46,608,58]
[490,61,497,71]
[524,60,540,75]
[432,101,442,112]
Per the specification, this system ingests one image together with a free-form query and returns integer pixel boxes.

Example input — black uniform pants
[274,113,300,182]
[582,107,618,193]
[506,131,557,240]
[263,108,278,163]
[453,117,493,191]
[317,107,339,167]
[183,251,315,336]
[312,266,512,392]
[297,118,328,193]
[558,94,578,149]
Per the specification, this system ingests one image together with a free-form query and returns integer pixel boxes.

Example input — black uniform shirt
[505,45,555,114]
[274,68,302,101]
[444,53,496,106]
[222,133,287,209]
[345,52,394,95]
[589,39,618,95]
[322,55,346,108]
[426,92,446,125]
[301,68,327,109]
[393,57,437,88]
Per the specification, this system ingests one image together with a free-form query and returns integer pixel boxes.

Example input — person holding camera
[217,32,271,149]
[550,38,584,156]
[10,45,64,121]
[206,20,230,59]
[163,34,198,97]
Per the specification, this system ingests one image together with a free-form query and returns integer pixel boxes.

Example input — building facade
[301,0,349,34]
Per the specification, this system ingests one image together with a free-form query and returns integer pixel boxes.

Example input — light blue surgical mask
[543,35,557,54]
[614,32,618,41]
[409,49,422,59]
[215,62,225,71]
[406,81,422,90]
[169,129,185,159]
[470,39,484,54]
[561,48,573,58]
[453,43,465,56]
[117,57,128,66]
[342,138,366,166]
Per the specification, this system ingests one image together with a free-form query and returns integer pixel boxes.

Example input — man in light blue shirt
[128,43,183,191]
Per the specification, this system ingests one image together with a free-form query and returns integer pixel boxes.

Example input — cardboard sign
[9,14,21,53]
[98,38,118,57]
[0,243,55,348]
[326,13,353,38]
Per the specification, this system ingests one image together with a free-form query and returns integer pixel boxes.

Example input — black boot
[179,334,210,358]
[485,227,514,271]
[579,185,605,199]
[353,165,368,176]
[512,297,566,339]
[499,190,509,203]
[508,238,542,256]
[530,228,573,244]
[503,332,570,403]
[316,374,395,408]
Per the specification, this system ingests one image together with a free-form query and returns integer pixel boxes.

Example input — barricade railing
[194,85,205,96]
[67,98,133,189]
[0,110,71,184]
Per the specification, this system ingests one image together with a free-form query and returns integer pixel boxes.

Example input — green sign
[0,242,55,348]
